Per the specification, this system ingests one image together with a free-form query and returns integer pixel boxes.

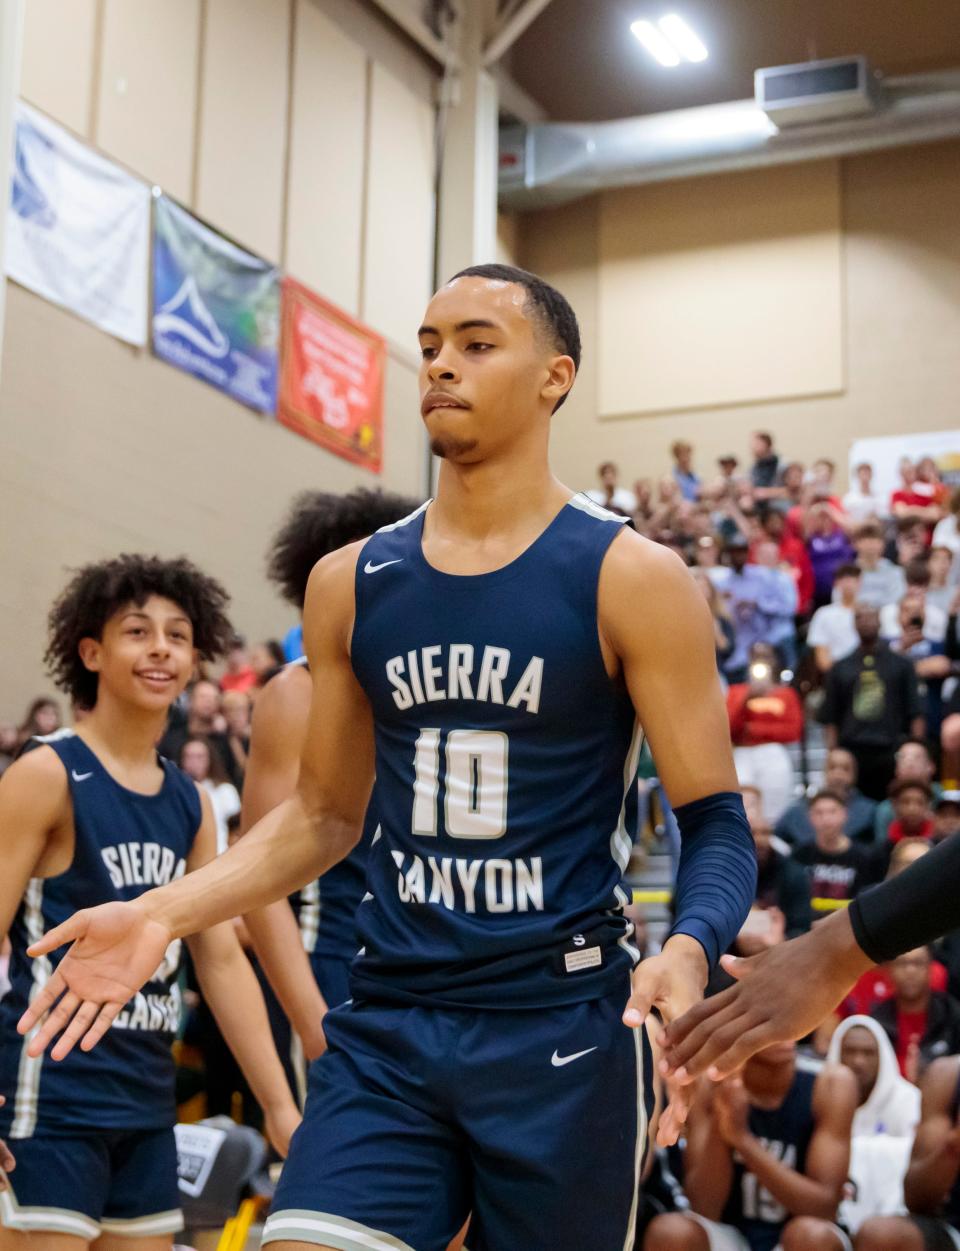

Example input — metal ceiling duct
[499,70,960,209]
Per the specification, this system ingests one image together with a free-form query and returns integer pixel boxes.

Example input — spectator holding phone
[888,591,950,733]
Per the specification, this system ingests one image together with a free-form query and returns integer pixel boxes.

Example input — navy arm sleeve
[668,790,757,969]
[849,831,960,964]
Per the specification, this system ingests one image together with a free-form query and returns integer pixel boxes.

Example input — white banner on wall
[849,429,960,501]
[5,101,150,345]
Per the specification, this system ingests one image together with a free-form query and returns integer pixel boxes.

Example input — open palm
[18,900,173,1061]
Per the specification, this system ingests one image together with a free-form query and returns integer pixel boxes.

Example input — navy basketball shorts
[0,1125,182,1240]
[263,980,654,1251]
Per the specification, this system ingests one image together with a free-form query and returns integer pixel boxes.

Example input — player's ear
[77,637,102,673]
[542,354,575,412]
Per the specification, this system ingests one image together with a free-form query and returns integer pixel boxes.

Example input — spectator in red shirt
[887,777,935,845]
[829,840,946,1036]
[727,642,803,822]
[917,456,950,509]
[891,457,946,541]
[870,946,960,1083]
[219,634,258,694]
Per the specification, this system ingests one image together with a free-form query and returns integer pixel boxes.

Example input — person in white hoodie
[827,1015,922,1234]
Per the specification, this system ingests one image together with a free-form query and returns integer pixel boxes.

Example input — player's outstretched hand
[659,912,872,1084]
[264,1099,302,1159]
[623,934,707,1147]
[17,900,173,1061]
[0,1097,15,1182]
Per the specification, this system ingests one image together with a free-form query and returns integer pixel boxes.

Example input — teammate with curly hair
[0,554,300,1250]
[242,490,419,1070]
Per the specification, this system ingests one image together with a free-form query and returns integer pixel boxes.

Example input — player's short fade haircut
[45,554,233,710]
[448,263,581,411]
[267,487,421,610]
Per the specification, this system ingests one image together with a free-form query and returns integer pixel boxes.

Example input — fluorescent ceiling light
[631,13,709,68]
[658,13,708,62]
[630,19,681,67]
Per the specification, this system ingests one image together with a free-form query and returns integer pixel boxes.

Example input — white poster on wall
[5,102,150,345]
[849,429,960,502]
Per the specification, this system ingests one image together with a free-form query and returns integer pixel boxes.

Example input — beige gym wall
[519,141,960,495]
[1,0,435,714]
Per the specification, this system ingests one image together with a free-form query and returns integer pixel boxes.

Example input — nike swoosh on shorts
[550,1047,598,1067]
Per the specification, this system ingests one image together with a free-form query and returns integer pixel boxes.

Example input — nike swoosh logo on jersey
[71,770,93,782]
[364,559,403,574]
[551,1047,598,1068]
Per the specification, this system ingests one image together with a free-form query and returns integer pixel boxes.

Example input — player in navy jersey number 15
[19,266,756,1251]
[0,556,300,1248]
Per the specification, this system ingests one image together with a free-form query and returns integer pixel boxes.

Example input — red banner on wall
[279,277,385,472]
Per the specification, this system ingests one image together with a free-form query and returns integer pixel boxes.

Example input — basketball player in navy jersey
[0,555,300,1248]
[20,265,757,1251]
[644,1042,856,1251]
[240,489,419,1066]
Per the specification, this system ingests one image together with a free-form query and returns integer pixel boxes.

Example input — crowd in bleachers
[602,434,960,1249]
[588,433,959,803]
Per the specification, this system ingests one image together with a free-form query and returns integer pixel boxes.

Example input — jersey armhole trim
[594,524,632,687]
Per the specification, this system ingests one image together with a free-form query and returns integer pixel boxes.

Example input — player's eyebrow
[121,609,191,626]
[417,319,501,337]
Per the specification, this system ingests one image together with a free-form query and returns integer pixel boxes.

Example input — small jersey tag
[564,946,602,974]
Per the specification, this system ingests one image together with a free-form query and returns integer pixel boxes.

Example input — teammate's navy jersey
[292,805,378,961]
[0,734,201,1136]
[348,496,641,1009]
[721,1064,818,1251]
[279,658,376,963]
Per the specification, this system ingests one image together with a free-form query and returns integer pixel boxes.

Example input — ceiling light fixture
[631,14,709,68]
[658,13,708,62]
[630,19,681,67]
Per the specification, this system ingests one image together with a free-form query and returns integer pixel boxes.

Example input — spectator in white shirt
[179,735,241,854]
[932,488,960,576]
[881,562,948,644]
[826,1015,920,1236]
[808,563,862,672]
[843,461,887,524]
[585,460,636,515]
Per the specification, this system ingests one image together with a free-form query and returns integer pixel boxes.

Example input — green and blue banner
[151,194,279,413]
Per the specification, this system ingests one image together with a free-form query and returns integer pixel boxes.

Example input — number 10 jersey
[349,496,642,1010]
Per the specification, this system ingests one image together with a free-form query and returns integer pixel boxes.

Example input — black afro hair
[267,487,421,609]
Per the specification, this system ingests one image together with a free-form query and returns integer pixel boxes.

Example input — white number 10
[412,728,508,840]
